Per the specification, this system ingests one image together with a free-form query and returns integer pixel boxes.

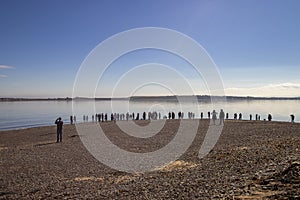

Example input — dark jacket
[55,119,63,131]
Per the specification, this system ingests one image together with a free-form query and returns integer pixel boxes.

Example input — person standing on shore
[234,113,237,120]
[290,114,295,123]
[219,109,225,125]
[268,114,272,121]
[55,117,63,143]
[70,115,73,124]
[212,110,217,125]
[239,113,242,120]
[111,113,114,121]
[136,113,140,120]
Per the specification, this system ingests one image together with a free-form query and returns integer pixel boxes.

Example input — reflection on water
[0,99,299,130]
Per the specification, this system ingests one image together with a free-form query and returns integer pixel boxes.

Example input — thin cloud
[270,83,300,89]
[225,83,300,97]
[0,65,14,69]
[0,75,8,78]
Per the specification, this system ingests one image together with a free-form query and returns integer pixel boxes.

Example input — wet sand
[0,120,299,199]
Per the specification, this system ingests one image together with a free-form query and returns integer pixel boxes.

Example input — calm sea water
[0,99,299,131]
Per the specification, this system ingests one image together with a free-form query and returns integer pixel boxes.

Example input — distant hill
[1,95,299,102]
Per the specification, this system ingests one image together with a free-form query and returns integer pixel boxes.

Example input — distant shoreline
[1,95,300,102]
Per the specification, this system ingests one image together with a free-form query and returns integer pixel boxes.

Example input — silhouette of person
[290,114,295,123]
[70,115,73,124]
[234,113,237,120]
[268,114,272,121]
[178,112,181,119]
[168,112,171,119]
[226,113,229,120]
[143,112,146,120]
[172,112,175,119]
[250,114,252,121]
[208,111,211,119]
[55,117,63,143]
[136,113,140,120]
[200,112,203,119]
[219,109,225,125]
[212,110,217,125]
[111,113,114,121]
[239,113,242,120]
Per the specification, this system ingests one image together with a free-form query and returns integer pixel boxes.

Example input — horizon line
[1,95,300,101]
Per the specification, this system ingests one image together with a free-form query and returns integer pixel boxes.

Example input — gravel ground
[0,119,299,199]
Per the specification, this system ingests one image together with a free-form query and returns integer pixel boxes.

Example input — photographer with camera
[55,117,63,143]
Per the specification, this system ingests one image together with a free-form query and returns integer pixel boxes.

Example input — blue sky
[0,0,300,97]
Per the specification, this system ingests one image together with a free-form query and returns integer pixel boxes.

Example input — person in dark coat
[212,110,217,125]
[178,112,181,119]
[172,112,175,119]
[70,115,73,124]
[290,114,295,123]
[268,114,272,121]
[55,117,63,143]
[219,109,225,125]
[111,113,114,121]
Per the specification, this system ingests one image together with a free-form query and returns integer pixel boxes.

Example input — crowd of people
[56,111,296,143]
[67,111,296,124]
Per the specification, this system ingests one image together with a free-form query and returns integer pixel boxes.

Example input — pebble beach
[0,119,299,199]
